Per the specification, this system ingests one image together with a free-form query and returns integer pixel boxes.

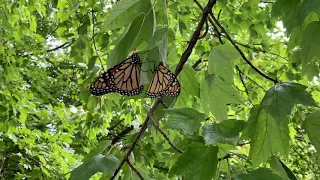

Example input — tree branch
[149,116,183,153]
[126,159,144,179]
[19,40,74,57]
[108,119,125,131]
[194,0,223,44]
[192,59,203,69]
[110,101,159,179]
[174,0,218,76]
[111,0,218,178]
[231,39,288,61]
[208,13,278,84]
[218,152,249,162]
[236,66,266,91]
[111,125,134,145]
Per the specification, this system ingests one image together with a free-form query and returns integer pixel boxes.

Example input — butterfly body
[90,53,143,96]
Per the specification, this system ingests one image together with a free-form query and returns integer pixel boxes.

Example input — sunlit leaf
[208,43,240,84]
[302,110,320,154]
[176,65,200,107]
[201,75,243,121]
[301,21,320,67]
[104,0,141,30]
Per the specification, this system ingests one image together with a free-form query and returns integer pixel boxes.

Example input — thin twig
[209,13,278,83]
[235,65,252,104]
[153,164,169,171]
[194,0,223,44]
[149,115,183,153]
[159,99,169,108]
[198,18,209,39]
[236,66,266,91]
[217,9,222,20]
[191,52,206,69]
[192,59,203,69]
[218,153,249,162]
[236,141,250,147]
[19,40,74,57]
[111,0,218,178]
[91,10,105,71]
[126,159,144,179]
[111,125,134,145]
[232,39,288,61]
[108,119,125,131]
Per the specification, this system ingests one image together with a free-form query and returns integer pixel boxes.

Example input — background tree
[0,0,319,179]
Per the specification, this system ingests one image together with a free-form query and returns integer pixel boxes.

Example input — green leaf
[87,96,98,111]
[78,24,88,36]
[176,65,200,107]
[301,21,320,67]
[145,27,168,51]
[88,0,95,7]
[82,141,111,162]
[278,158,299,180]
[69,154,119,180]
[30,15,37,32]
[179,20,187,35]
[237,168,282,180]
[164,107,205,134]
[208,43,240,84]
[272,0,320,34]
[202,120,246,146]
[270,155,298,180]
[107,13,145,66]
[98,32,110,50]
[19,107,28,124]
[200,75,243,121]
[302,110,320,154]
[107,2,155,67]
[136,0,156,42]
[87,56,98,70]
[181,0,193,7]
[242,106,290,167]
[261,82,317,124]
[302,62,320,81]
[170,143,218,180]
[104,0,141,30]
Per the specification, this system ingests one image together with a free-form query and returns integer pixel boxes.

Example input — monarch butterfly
[90,53,143,96]
[146,62,180,98]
